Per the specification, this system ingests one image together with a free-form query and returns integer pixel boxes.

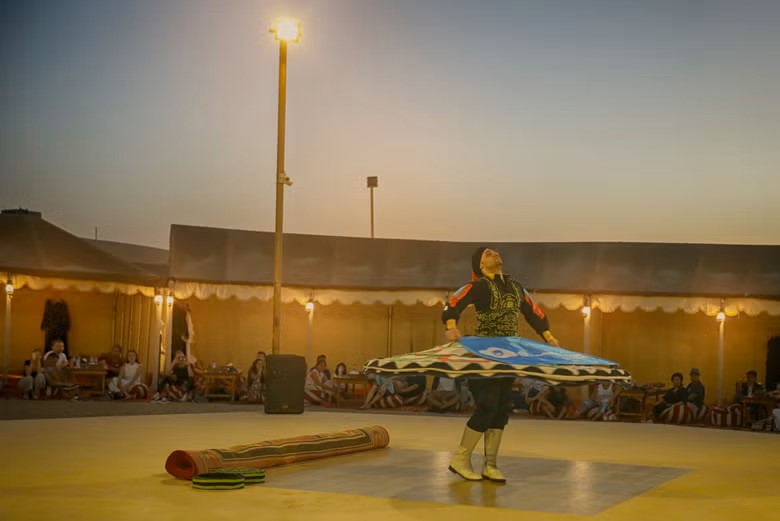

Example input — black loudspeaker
[264,354,306,414]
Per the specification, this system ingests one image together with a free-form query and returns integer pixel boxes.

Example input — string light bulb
[716,299,726,322]
[581,295,591,317]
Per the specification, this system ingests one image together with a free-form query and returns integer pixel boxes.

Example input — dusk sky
[1,0,778,248]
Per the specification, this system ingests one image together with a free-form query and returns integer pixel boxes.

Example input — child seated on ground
[108,350,148,399]
[427,377,462,413]
[153,350,194,402]
[304,358,334,407]
[360,374,399,409]
[579,382,621,421]
[19,348,46,399]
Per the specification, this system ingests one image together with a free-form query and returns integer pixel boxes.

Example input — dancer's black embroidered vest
[475,278,521,337]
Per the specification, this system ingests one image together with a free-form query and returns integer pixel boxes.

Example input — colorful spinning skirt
[364,336,631,386]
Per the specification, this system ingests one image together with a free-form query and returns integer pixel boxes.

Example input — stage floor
[1,410,777,520]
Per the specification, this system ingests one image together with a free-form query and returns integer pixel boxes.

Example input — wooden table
[333,374,371,408]
[616,387,666,420]
[70,368,107,398]
[740,396,777,427]
[200,372,241,401]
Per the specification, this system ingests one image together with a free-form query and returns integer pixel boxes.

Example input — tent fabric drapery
[11,274,156,297]
[170,281,780,316]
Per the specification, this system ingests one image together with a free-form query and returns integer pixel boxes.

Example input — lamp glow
[716,311,726,322]
[166,295,175,306]
[581,295,592,318]
[271,19,301,42]
[153,294,163,305]
[4,283,13,295]
[305,300,314,313]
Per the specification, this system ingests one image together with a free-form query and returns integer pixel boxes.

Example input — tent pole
[164,290,174,366]
[151,292,163,392]
[111,294,118,346]
[306,306,314,366]
[717,321,725,406]
[583,310,591,354]
[386,305,394,357]
[135,294,142,353]
[2,284,12,385]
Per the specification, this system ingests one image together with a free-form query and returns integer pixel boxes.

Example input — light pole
[269,19,300,355]
[367,176,378,238]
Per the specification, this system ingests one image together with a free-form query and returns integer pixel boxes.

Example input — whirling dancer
[443,247,558,482]
[364,246,631,483]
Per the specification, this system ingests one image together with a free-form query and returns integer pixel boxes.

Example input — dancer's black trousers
[466,378,514,432]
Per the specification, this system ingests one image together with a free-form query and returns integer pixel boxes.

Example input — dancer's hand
[446,328,462,342]
[546,336,560,347]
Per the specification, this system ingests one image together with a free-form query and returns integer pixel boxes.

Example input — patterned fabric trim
[364,343,630,386]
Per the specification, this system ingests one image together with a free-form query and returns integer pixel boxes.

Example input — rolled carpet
[166,425,390,480]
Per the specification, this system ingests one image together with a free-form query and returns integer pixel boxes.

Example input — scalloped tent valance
[9,274,156,297]
[169,281,780,317]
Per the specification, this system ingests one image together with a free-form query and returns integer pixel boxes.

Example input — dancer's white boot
[481,428,507,482]
[448,426,483,481]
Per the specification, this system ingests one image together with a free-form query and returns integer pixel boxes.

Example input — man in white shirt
[43,339,79,399]
[43,339,69,368]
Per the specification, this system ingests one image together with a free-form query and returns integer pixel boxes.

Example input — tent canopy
[0,209,162,286]
[169,224,780,299]
[86,238,169,279]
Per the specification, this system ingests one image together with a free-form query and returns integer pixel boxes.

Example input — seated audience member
[524,378,557,418]
[42,339,79,400]
[241,351,266,403]
[769,388,780,431]
[579,382,621,421]
[19,348,46,399]
[394,375,427,406]
[459,379,476,411]
[735,370,769,422]
[333,362,348,397]
[548,386,574,419]
[304,358,334,406]
[316,354,333,381]
[651,372,688,421]
[735,370,765,401]
[189,354,209,400]
[108,350,147,399]
[686,368,707,420]
[100,344,124,380]
[427,376,462,413]
[509,377,529,413]
[153,350,194,402]
[360,374,401,409]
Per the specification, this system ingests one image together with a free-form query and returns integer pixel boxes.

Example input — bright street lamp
[269,18,301,355]
[271,19,301,42]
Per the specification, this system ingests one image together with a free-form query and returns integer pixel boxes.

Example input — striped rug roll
[213,467,266,484]
[166,425,390,480]
[192,473,245,490]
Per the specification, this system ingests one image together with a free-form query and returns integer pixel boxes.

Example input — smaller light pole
[367,176,378,239]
